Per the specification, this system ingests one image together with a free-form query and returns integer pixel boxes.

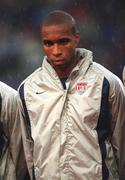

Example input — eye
[57,38,70,45]
[43,40,54,47]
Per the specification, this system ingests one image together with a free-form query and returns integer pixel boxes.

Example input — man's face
[41,24,80,69]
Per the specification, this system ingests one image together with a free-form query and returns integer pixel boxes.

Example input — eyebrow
[43,38,71,46]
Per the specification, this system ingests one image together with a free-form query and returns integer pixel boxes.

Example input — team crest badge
[76,82,89,94]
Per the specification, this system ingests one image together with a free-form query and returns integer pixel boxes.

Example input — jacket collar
[42,48,93,78]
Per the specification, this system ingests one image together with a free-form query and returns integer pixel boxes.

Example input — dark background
[0,0,124,89]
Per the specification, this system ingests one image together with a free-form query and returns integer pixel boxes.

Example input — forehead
[41,24,72,39]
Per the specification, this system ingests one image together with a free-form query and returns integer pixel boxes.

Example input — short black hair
[41,10,78,35]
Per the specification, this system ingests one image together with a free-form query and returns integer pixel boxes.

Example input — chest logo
[76,82,90,94]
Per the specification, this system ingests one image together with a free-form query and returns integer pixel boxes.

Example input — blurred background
[0,0,124,89]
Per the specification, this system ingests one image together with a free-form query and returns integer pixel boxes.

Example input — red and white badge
[76,82,89,94]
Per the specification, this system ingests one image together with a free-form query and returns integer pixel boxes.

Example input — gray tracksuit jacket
[0,82,28,180]
[18,48,125,180]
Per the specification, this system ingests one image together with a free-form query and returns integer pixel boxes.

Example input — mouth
[53,59,65,62]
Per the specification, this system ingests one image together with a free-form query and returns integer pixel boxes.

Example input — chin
[54,63,67,68]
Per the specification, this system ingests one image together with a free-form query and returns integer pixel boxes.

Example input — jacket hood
[73,48,93,75]
[76,48,93,62]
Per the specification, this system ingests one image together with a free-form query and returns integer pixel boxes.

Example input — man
[18,10,125,180]
[0,81,28,180]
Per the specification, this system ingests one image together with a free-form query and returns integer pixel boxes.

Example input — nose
[52,43,62,57]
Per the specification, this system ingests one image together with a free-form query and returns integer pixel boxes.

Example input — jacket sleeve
[108,76,125,179]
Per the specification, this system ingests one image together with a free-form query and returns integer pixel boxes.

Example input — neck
[55,68,70,78]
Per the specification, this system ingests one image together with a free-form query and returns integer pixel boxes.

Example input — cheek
[66,46,76,56]
[43,48,52,57]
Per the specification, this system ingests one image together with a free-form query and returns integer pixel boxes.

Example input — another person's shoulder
[122,66,125,85]
[0,82,18,115]
[0,81,17,97]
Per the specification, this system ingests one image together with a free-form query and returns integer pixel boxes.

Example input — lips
[53,59,65,62]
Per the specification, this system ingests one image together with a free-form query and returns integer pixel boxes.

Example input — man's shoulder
[19,67,42,88]
[92,62,124,92]
[93,62,118,79]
